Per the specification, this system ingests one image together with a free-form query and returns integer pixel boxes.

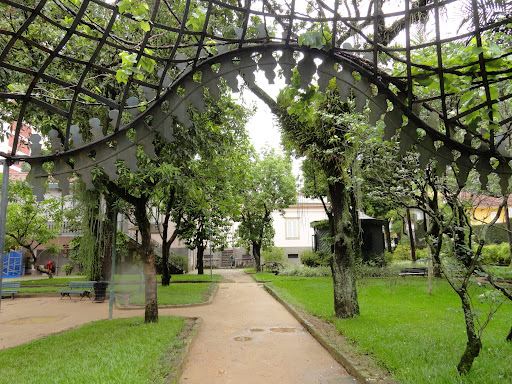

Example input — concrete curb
[264,284,395,384]
[165,317,202,384]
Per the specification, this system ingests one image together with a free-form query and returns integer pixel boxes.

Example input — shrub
[391,244,412,260]
[61,264,74,275]
[169,254,189,273]
[316,250,333,266]
[261,246,286,264]
[481,243,511,265]
[300,250,333,267]
[280,264,332,277]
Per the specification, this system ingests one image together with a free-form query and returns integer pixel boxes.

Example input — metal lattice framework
[0,0,512,196]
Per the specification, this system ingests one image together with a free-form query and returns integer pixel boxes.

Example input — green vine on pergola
[0,0,510,193]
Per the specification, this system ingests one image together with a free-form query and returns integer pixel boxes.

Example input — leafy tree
[236,148,296,272]
[4,180,65,278]
[276,75,379,318]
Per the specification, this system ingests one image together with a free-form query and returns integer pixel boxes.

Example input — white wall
[272,195,328,249]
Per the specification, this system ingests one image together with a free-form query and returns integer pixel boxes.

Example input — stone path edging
[164,317,202,384]
[263,283,395,384]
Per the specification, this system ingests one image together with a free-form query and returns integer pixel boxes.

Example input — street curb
[165,317,202,384]
[264,284,394,384]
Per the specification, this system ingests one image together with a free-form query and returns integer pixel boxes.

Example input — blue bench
[1,281,21,299]
[58,281,95,300]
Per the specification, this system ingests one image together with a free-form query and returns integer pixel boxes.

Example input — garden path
[0,270,356,384]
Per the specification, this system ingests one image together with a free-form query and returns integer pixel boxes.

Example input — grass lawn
[0,316,185,384]
[19,276,87,286]
[114,273,222,283]
[250,272,307,282]
[18,286,62,293]
[268,277,512,384]
[122,282,217,306]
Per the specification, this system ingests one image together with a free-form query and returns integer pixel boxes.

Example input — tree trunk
[161,238,171,286]
[457,290,482,375]
[328,180,359,319]
[26,247,53,278]
[253,241,262,272]
[384,218,392,253]
[161,215,171,286]
[504,201,512,261]
[406,208,416,262]
[506,326,512,342]
[135,201,158,323]
[197,244,204,275]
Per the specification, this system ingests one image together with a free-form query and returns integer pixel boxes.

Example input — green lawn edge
[0,316,199,384]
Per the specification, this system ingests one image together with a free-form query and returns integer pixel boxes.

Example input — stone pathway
[0,270,357,383]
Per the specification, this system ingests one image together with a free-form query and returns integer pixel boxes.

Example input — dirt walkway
[0,271,356,384]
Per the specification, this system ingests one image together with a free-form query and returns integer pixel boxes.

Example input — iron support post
[0,161,10,311]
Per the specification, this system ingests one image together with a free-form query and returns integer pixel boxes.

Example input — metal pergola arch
[0,0,511,303]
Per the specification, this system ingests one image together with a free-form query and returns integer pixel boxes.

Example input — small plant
[261,246,286,264]
[391,244,413,261]
[280,264,332,277]
[169,254,189,273]
[300,250,333,267]
[61,264,74,275]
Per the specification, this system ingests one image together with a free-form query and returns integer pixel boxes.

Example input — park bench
[1,281,20,299]
[58,281,95,300]
[262,262,284,274]
[399,267,428,277]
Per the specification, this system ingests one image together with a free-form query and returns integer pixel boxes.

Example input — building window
[288,254,298,259]
[285,218,299,239]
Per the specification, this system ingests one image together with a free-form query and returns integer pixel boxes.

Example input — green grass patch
[121,282,217,306]
[269,277,512,384]
[0,316,185,384]
[19,276,87,286]
[114,273,222,283]
[18,286,62,293]
[251,272,307,282]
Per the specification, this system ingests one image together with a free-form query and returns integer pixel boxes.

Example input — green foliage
[0,317,185,383]
[279,264,332,277]
[270,278,512,384]
[391,244,414,261]
[473,222,511,244]
[4,181,65,267]
[299,249,317,267]
[480,243,511,265]
[300,249,332,267]
[61,264,74,275]
[236,148,296,260]
[261,246,286,264]
[298,29,332,50]
[169,253,189,273]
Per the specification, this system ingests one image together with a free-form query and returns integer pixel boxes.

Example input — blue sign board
[2,250,23,278]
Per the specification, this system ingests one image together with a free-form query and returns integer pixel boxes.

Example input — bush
[279,264,332,277]
[261,247,286,264]
[61,264,74,275]
[474,223,510,244]
[391,244,412,260]
[481,243,511,265]
[300,250,332,267]
[169,254,189,273]
[300,250,318,267]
